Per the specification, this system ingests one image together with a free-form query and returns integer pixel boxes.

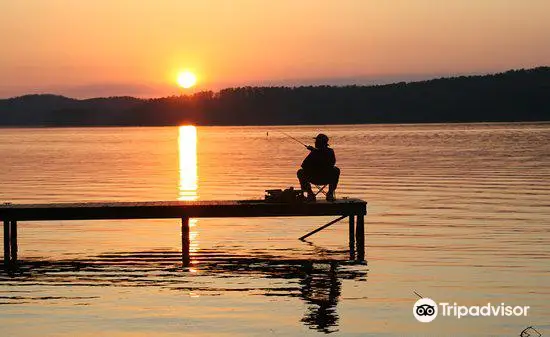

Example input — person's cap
[314,133,329,145]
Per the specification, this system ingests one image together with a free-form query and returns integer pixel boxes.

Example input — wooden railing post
[181,217,190,267]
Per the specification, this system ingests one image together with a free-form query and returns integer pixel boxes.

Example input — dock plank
[0,199,367,221]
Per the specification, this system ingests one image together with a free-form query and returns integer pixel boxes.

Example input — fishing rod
[277,131,308,148]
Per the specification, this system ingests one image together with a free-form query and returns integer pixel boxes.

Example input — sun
[177,71,197,89]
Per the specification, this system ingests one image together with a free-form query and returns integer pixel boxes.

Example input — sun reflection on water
[178,125,198,201]
[178,125,200,267]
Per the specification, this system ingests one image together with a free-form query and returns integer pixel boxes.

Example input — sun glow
[177,71,197,89]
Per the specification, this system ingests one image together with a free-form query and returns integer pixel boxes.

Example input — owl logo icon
[413,298,438,323]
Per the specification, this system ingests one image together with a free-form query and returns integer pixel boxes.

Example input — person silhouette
[297,134,340,202]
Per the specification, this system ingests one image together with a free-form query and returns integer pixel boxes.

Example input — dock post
[349,215,355,260]
[356,215,365,261]
[181,217,190,267]
[10,221,17,267]
[3,221,10,268]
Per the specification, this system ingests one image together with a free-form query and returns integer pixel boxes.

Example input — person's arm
[328,148,336,167]
[301,152,315,170]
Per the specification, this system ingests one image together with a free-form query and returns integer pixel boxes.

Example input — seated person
[297,133,340,202]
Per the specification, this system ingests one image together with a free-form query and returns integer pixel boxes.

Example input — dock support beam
[299,215,347,241]
[349,215,355,260]
[356,215,365,261]
[10,221,17,266]
[181,217,190,267]
[298,213,365,262]
[3,221,9,268]
[3,220,18,269]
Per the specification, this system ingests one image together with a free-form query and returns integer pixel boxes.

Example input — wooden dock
[1,199,367,268]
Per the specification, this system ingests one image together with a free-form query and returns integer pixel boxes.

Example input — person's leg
[327,167,340,201]
[297,169,315,201]
[297,169,310,192]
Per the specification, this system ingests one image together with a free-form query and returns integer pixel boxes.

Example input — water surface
[0,123,549,336]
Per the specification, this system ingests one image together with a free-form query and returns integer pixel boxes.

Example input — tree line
[1,67,548,126]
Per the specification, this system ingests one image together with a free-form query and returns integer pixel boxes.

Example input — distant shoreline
[2,67,548,127]
[1,120,549,130]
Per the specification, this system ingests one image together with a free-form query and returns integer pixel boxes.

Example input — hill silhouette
[1,67,548,126]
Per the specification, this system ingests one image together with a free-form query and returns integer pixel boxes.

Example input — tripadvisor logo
[413,298,438,323]
[413,295,530,323]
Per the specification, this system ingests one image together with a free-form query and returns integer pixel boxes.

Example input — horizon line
[1,65,548,101]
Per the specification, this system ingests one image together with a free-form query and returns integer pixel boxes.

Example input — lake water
[0,123,549,336]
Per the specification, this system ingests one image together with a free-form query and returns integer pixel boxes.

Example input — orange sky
[1,0,549,98]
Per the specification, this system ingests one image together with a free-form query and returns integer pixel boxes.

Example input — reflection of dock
[0,249,367,332]
[1,199,367,268]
